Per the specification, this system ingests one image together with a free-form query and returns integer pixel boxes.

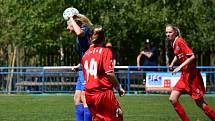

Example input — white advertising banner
[145,72,206,91]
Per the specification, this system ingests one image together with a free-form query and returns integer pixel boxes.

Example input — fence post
[42,68,45,93]
[127,67,131,94]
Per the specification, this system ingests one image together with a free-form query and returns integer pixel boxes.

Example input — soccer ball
[63,7,79,21]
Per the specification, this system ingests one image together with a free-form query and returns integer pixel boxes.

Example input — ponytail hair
[73,14,93,26]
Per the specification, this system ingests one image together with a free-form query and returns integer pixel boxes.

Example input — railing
[0,66,77,93]
[0,66,214,94]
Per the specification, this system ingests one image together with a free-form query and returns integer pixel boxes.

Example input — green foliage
[0,0,61,46]
[0,0,215,66]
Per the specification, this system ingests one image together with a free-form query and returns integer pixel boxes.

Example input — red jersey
[172,36,196,72]
[172,36,205,99]
[82,45,115,94]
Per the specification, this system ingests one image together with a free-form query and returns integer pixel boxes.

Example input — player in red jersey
[82,26,125,121]
[166,24,215,121]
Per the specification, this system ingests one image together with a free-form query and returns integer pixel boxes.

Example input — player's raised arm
[63,7,93,121]
[68,15,84,36]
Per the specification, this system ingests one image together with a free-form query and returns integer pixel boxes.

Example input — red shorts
[173,70,206,99]
[85,90,123,121]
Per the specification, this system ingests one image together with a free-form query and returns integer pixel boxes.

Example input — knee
[195,101,203,108]
[169,90,180,104]
[74,96,79,104]
[169,97,178,104]
[195,99,206,108]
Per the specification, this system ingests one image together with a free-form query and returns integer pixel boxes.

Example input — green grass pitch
[0,95,214,121]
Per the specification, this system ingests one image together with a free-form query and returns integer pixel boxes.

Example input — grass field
[0,94,214,121]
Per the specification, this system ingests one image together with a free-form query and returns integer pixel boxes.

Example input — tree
[0,0,215,67]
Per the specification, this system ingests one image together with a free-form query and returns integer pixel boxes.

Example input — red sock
[172,102,190,121]
[202,105,215,121]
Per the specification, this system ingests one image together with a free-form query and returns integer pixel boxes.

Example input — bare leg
[169,90,190,121]
[74,90,82,105]
[81,91,87,107]
[74,90,84,121]
[169,90,181,104]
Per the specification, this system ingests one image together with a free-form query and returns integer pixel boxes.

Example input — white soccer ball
[63,7,79,21]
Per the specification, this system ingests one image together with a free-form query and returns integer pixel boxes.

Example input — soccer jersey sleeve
[178,38,193,55]
[102,49,114,73]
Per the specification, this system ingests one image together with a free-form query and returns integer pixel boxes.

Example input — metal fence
[0,66,215,94]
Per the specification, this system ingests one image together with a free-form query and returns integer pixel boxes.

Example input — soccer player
[82,26,125,121]
[66,13,92,121]
[166,24,215,121]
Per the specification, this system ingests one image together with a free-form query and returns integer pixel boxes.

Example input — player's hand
[71,66,79,72]
[116,108,123,117]
[71,67,76,72]
[118,87,125,97]
[69,14,77,21]
[168,66,174,71]
[72,14,78,19]
[172,67,181,75]
[140,51,145,55]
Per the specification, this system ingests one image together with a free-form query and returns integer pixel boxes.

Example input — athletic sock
[202,105,215,121]
[172,101,190,121]
[75,104,84,121]
[84,107,92,121]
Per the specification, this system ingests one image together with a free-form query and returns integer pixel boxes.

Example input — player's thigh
[74,90,82,104]
[195,97,207,108]
[169,90,181,103]
[101,90,122,120]
[81,91,88,107]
